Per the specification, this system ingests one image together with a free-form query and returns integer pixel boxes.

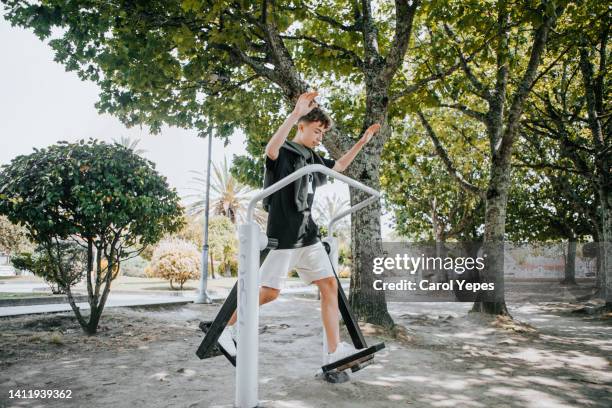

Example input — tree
[174,214,205,250]
[175,214,239,278]
[112,136,147,155]
[0,139,184,334]
[507,164,594,285]
[382,114,487,300]
[411,0,565,315]
[313,194,350,242]
[516,14,611,305]
[187,157,267,226]
[3,0,455,328]
[381,114,486,242]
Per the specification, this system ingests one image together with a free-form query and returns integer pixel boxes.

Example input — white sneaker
[218,326,236,356]
[228,324,238,345]
[326,342,364,365]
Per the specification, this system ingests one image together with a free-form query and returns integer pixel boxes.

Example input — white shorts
[259,241,334,290]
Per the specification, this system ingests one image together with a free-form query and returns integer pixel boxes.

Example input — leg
[314,276,340,352]
[227,285,280,326]
[229,246,291,326]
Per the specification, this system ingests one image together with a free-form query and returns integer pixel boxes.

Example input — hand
[359,123,381,145]
[292,91,319,118]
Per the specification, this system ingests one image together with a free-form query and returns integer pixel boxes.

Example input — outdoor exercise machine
[195,164,385,408]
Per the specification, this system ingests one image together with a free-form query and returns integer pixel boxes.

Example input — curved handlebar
[327,194,379,236]
[246,164,380,223]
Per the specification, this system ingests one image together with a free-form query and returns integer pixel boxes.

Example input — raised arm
[265,91,319,160]
[333,123,381,172]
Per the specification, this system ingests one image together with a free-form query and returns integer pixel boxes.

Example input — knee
[261,287,280,303]
[318,277,337,298]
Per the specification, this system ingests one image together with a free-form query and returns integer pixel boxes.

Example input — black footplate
[321,342,385,374]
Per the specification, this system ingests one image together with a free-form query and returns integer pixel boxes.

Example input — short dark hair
[297,107,333,130]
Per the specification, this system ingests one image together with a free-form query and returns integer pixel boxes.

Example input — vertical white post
[195,129,213,304]
[236,223,260,408]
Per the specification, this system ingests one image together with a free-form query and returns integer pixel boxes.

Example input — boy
[220,91,380,364]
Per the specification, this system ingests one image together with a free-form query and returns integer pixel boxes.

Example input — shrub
[338,242,352,268]
[11,242,86,294]
[208,216,237,279]
[121,256,148,277]
[147,238,201,289]
[0,215,34,255]
[226,257,238,277]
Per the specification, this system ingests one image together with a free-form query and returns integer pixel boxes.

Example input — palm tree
[112,136,146,155]
[313,194,350,242]
[186,157,267,227]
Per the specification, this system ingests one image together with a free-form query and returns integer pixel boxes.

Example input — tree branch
[259,0,309,99]
[391,62,460,101]
[381,0,420,83]
[595,24,608,115]
[579,45,605,146]
[528,44,573,93]
[417,110,486,198]
[211,43,277,80]
[301,2,361,32]
[438,103,487,123]
[444,23,493,102]
[513,160,588,176]
[360,0,380,63]
[280,34,363,68]
[499,11,556,155]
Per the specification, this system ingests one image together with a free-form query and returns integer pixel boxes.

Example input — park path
[1,296,610,408]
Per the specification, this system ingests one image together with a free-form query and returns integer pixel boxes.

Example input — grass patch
[48,332,64,345]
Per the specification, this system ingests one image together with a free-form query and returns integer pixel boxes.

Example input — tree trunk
[561,239,577,285]
[599,193,612,309]
[472,154,510,315]
[342,67,395,328]
[348,188,394,328]
[346,129,394,329]
[64,285,90,333]
[209,252,216,279]
[89,250,119,334]
[595,147,611,308]
[579,44,611,307]
[49,241,102,335]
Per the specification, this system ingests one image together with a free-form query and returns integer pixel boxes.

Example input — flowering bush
[146,238,201,289]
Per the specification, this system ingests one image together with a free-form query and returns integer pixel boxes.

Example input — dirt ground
[0,294,610,408]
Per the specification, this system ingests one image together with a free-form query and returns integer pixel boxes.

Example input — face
[297,120,329,148]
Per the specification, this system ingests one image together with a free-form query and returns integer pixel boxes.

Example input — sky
[0,16,395,238]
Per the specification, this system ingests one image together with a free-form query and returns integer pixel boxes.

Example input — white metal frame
[236,164,381,408]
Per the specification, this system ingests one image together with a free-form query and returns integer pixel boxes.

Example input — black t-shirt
[265,146,335,249]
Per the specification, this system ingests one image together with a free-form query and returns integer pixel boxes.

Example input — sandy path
[1,296,610,407]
